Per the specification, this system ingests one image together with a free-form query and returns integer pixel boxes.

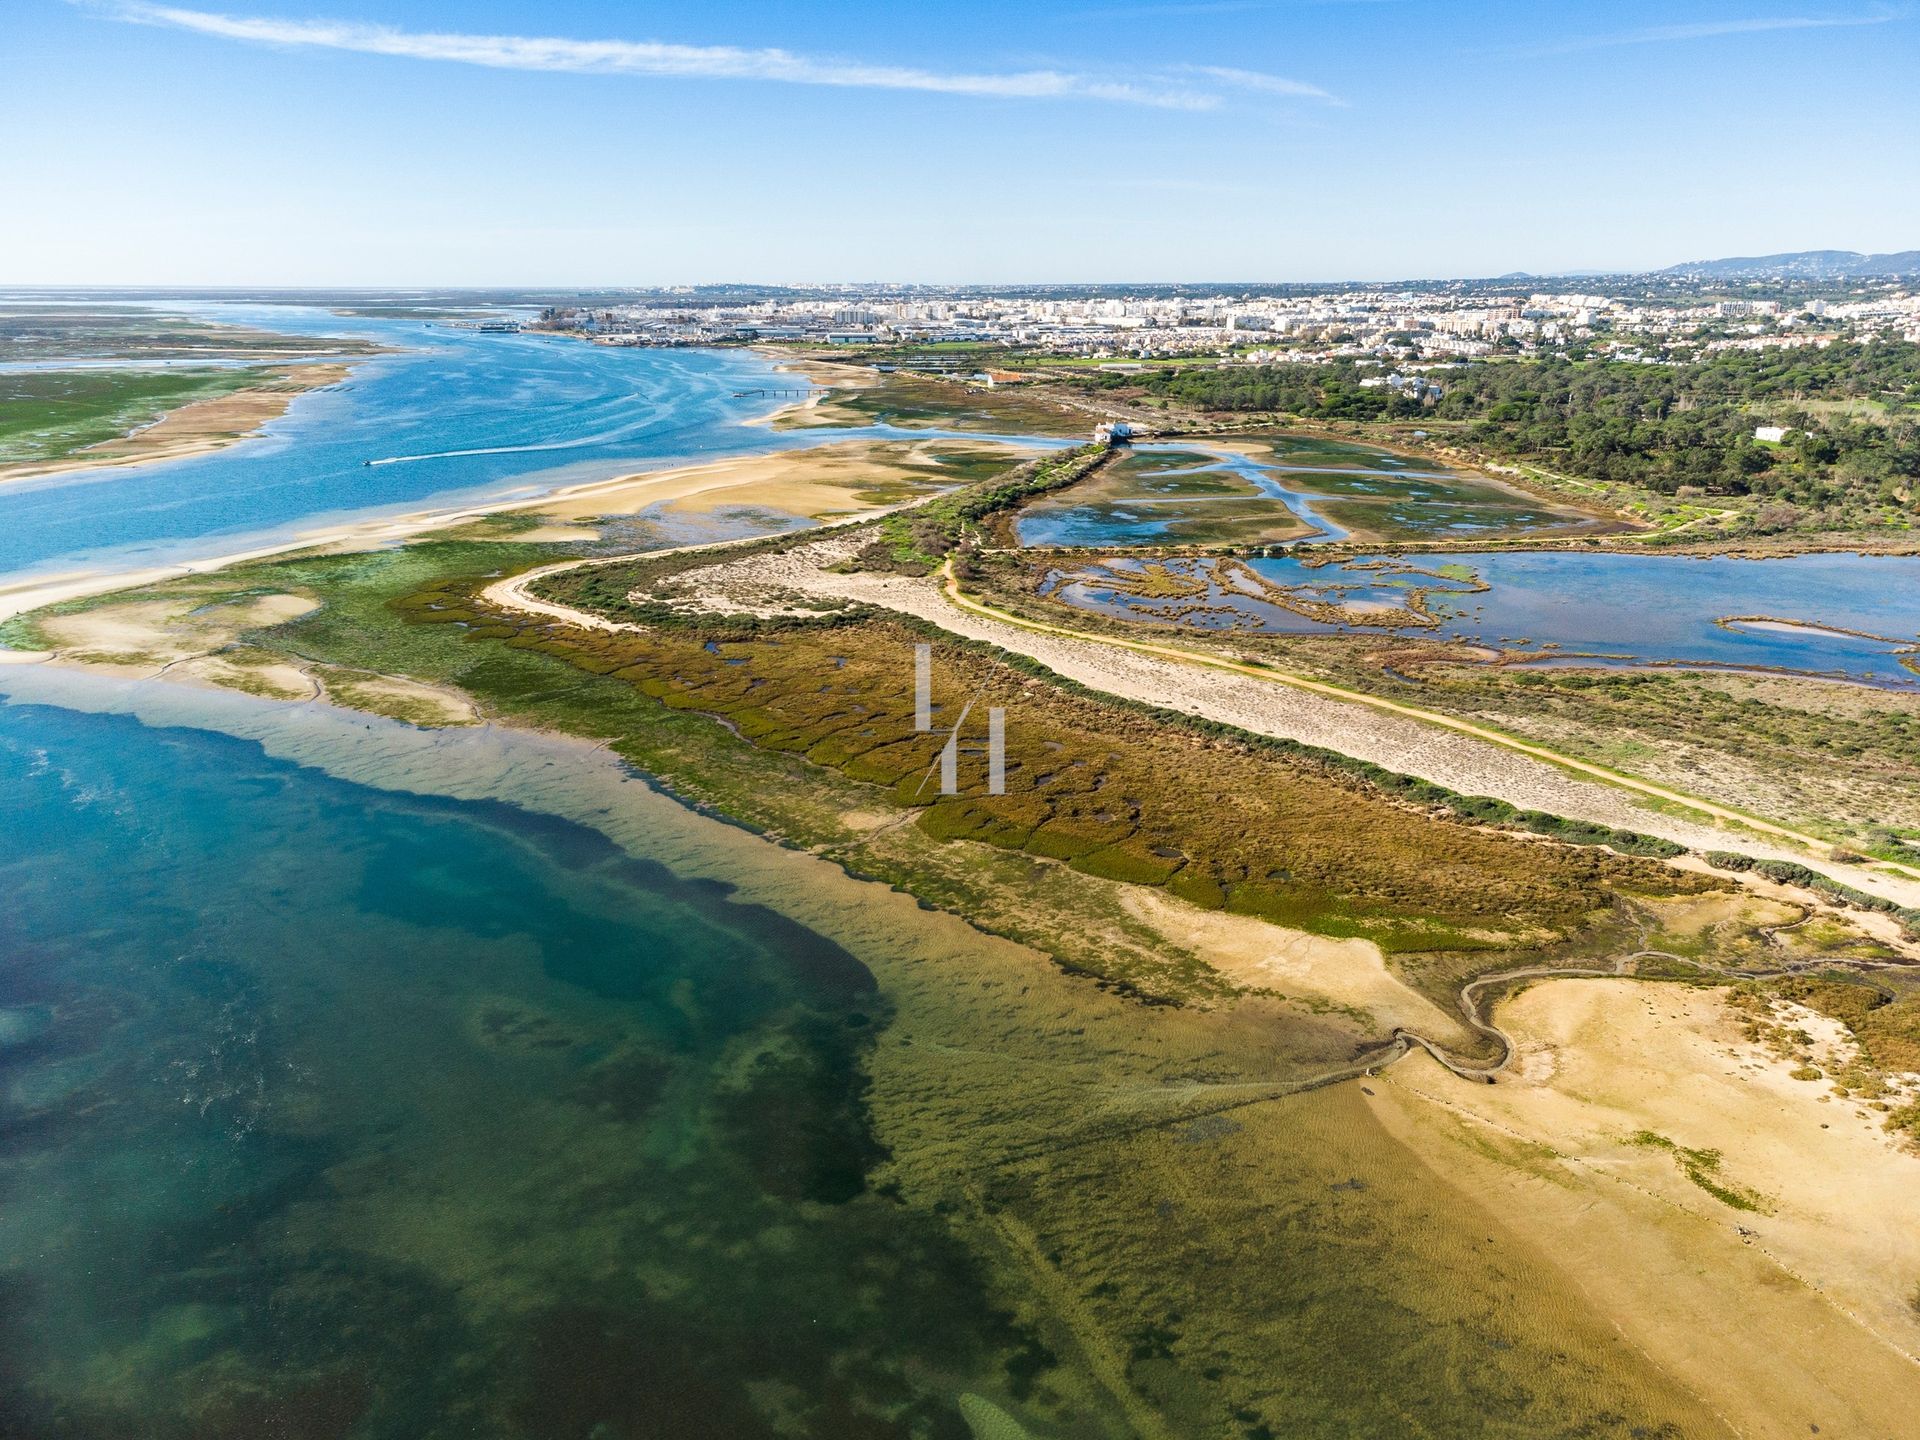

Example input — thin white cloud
[92,2,1299,110]
[1181,64,1342,102]
[1528,9,1898,56]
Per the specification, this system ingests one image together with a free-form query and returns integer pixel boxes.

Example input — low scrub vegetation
[404,569,1715,959]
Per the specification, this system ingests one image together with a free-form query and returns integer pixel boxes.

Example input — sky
[2,0,1916,284]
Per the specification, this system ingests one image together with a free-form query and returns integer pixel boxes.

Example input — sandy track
[482,532,1920,912]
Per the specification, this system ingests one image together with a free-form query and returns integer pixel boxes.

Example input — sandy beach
[1371,977,1920,1439]
[0,362,358,486]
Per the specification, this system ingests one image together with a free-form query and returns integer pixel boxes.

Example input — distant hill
[1659,249,1920,280]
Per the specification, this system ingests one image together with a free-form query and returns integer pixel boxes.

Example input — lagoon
[1045,549,1920,687]
[0,672,1060,1436]
[1014,438,1608,549]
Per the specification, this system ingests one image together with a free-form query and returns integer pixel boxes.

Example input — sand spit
[0,438,1025,626]
[0,363,357,486]
[1371,978,1920,1438]
[20,587,482,725]
[741,352,882,427]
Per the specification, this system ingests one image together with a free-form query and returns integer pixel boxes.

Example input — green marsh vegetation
[1727,971,1920,1144]
[779,368,1093,440]
[0,303,382,363]
[844,445,1114,574]
[0,368,264,467]
[1628,1132,1771,1213]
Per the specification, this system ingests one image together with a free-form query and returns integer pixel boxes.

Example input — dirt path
[479,533,1920,911]
[934,565,1870,860]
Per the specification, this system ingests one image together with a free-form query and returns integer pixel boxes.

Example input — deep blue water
[0,304,804,581]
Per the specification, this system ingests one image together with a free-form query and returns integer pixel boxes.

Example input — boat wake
[365,435,616,467]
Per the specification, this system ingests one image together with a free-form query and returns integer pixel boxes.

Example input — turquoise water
[0,686,1050,1437]
[0,304,886,584]
[1047,551,1920,687]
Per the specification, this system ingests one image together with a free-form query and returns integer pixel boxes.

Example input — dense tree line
[1084,344,1920,531]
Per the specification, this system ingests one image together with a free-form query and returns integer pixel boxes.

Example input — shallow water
[0,671,1728,1438]
[1014,438,1596,549]
[0,674,1059,1437]
[1048,550,1920,687]
[0,303,1059,587]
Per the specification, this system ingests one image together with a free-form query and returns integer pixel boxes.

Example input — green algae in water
[0,702,1043,1438]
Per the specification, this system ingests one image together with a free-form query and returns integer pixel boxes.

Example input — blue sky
[3,0,1916,284]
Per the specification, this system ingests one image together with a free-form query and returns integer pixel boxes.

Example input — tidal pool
[1015,438,1606,549]
[1046,550,1920,687]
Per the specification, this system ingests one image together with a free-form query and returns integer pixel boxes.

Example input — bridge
[731,387,830,399]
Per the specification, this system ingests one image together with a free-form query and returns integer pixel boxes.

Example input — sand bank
[1120,888,1475,1045]
[1370,978,1920,1437]
[0,362,357,486]
[741,351,882,428]
[0,437,1029,626]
